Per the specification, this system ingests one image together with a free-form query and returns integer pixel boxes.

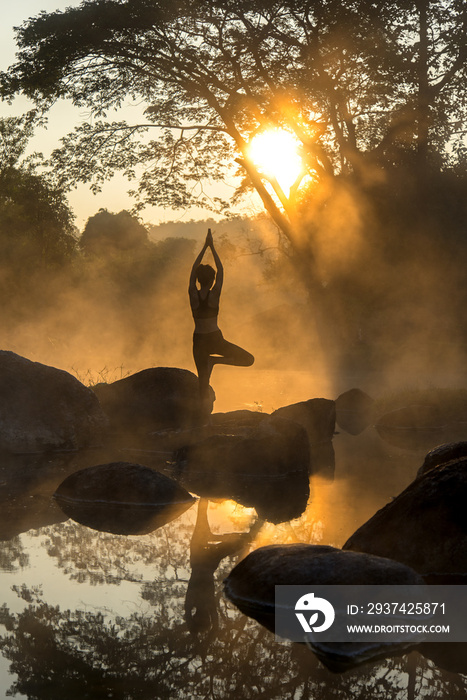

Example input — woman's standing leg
[193,333,214,403]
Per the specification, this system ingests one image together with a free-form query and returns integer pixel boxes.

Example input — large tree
[3,1,466,227]
[2,0,467,360]
[80,208,149,256]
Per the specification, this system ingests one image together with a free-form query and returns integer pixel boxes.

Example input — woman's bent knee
[243,352,254,367]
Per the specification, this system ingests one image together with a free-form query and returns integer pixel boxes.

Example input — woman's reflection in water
[185,499,262,638]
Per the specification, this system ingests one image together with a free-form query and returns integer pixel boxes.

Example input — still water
[0,386,466,699]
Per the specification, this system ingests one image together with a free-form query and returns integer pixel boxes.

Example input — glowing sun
[247,129,303,193]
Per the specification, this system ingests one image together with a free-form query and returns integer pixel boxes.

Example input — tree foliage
[0,114,77,267]
[3,1,466,226]
[80,208,149,255]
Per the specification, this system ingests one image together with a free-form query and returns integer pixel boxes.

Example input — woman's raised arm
[189,234,209,293]
[208,230,224,294]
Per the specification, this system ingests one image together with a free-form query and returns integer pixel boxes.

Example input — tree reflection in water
[0,499,464,698]
[1,585,467,699]
[0,536,29,572]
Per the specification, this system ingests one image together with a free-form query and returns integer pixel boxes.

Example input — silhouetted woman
[189,229,254,403]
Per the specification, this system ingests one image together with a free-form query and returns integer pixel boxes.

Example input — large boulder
[175,416,310,523]
[224,543,424,671]
[54,461,196,535]
[0,351,108,453]
[335,388,375,435]
[343,460,467,578]
[271,399,336,445]
[93,367,215,434]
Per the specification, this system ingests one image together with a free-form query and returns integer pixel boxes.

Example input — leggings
[193,330,254,399]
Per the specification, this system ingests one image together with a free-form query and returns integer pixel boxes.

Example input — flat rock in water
[343,460,467,577]
[54,461,196,535]
[224,543,424,672]
[224,544,424,604]
[0,350,108,453]
[93,367,215,434]
[417,441,467,477]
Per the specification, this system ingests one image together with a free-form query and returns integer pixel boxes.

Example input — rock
[121,411,267,456]
[343,460,467,577]
[224,543,424,672]
[177,415,310,478]
[375,405,446,451]
[93,367,215,434]
[175,416,310,523]
[224,544,424,605]
[271,399,336,445]
[0,351,108,453]
[417,441,467,477]
[376,405,443,429]
[54,461,196,535]
[335,388,375,435]
[210,410,268,433]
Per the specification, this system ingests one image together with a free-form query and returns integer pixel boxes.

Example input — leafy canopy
[0,114,77,266]
[2,0,467,240]
[80,208,149,255]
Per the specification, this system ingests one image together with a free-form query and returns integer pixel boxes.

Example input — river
[0,374,465,699]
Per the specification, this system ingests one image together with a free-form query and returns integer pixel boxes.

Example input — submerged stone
[54,461,196,535]
[376,405,443,429]
[343,460,467,577]
[375,404,446,450]
[0,350,108,453]
[224,543,424,672]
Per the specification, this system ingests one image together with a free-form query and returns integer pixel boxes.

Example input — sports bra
[192,290,219,319]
